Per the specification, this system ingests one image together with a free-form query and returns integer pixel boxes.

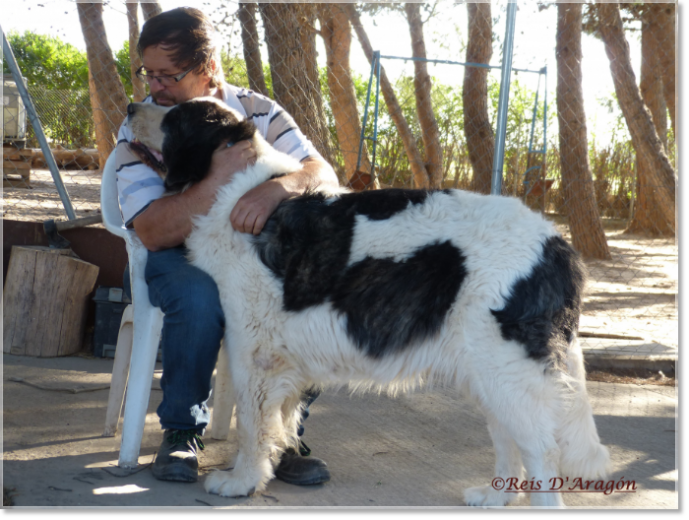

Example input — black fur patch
[254,191,356,310]
[491,236,584,362]
[160,99,257,192]
[331,241,467,358]
[253,190,466,358]
[330,189,430,221]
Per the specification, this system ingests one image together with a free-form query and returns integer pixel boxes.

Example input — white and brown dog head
[126,97,258,192]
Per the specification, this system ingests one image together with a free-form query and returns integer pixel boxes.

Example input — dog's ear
[160,103,259,192]
[223,118,257,146]
[160,104,222,191]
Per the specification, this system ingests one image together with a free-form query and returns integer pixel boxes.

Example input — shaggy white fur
[182,132,610,507]
[127,98,610,507]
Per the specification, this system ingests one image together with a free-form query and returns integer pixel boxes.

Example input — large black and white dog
[127,97,609,507]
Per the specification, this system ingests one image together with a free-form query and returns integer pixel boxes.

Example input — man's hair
[137,7,223,88]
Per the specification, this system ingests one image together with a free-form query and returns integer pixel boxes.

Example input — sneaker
[151,429,205,482]
[274,442,330,486]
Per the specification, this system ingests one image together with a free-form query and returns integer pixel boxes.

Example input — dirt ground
[3,168,678,351]
[1,354,678,509]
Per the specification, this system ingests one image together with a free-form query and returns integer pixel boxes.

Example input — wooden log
[31,148,100,170]
[3,160,32,171]
[3,246,99,357]
[2,147,35,161]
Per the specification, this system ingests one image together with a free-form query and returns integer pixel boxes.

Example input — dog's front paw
[464,484,519,507]
[204,469,258,498]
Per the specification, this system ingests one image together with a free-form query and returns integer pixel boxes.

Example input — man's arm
[229,155,339,235]
[133,140,257,251]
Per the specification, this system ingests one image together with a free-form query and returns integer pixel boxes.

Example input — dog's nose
[127,103,136,116]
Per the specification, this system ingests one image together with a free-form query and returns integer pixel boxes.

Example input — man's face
[141,45,213,107]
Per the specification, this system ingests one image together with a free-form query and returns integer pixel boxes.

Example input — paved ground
[2,352,677,510]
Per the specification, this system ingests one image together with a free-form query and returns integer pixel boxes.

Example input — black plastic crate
[92,287,163,361]
[93,287,130,358]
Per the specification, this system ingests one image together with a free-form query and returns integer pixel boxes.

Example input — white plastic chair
[100,152,234,468]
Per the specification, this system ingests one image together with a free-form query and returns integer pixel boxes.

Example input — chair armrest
[101,153,128,239]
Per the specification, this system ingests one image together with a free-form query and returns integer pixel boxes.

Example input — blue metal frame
[523,65,549,201]
[356,3,547,196]
[491,0,518,195]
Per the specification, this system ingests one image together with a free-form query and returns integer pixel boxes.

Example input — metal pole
[490,1,518,196]
[371,51,381,181]
[2,27,76,220]
[542,66,548,211]
[356,52,378,173]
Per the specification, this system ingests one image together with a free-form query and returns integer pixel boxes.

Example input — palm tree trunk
[318,3,373,187]
[238,2,270,98]
[649,3,675,138]
[626,5,672,236]
[556,3,610,260]
[346,3,430,188]
[140,1,163,22]
[126,2,146,102]
[463,1,495,194]
[77,2,129,168]
[259,3,334,165]
[404,3,443,189]
[597,2,675,234]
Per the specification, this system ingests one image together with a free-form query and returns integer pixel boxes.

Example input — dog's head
[127,97,257,192]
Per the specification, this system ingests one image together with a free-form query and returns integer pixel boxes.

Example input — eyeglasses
[135,64,197,86]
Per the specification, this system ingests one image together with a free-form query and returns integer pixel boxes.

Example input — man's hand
[229,156,339,236]
[206,140,257,188]
[230,178,290,235]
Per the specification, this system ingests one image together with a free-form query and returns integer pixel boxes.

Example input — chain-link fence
[2,1,677,361]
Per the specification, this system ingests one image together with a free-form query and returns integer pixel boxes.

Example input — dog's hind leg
[205,359,294,498]
[464,411,524,507]
[469,365,566,508]
[557,337,610,480]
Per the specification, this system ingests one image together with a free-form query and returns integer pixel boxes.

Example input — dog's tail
[555,336,611,480]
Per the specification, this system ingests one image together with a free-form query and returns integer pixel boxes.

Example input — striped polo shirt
[115,83,322,228]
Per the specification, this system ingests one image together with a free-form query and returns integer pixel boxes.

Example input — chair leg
[103,305,134,437]
[118,307,164,468]
[210,341,235,440]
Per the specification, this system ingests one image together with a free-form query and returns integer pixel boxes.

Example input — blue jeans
[137,246,319,436]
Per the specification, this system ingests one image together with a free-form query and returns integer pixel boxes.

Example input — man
[115,7,338,485]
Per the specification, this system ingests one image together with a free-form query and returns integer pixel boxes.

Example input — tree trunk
[463,1,495,194]
[77,2,129,168]
[404,3,443,189]
[238,2,270,97]
[260,3,334,165]
[556,4,610,260]
[87,68,110,168]
[318,3,373,187]
[597,3,676,235]
[649,3,675,138]
[140,1,163,22]
[126,2,146,102]
[626,5,672,236]
[346,3,430,188]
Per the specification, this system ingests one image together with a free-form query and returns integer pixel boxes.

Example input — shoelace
[298,440,311,457]
[167,430,205,451]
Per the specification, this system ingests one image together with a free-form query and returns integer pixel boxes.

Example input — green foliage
[221,50,273,96]
[3,31,89,90]
[3,32,93,147]
[114,41,135,100]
